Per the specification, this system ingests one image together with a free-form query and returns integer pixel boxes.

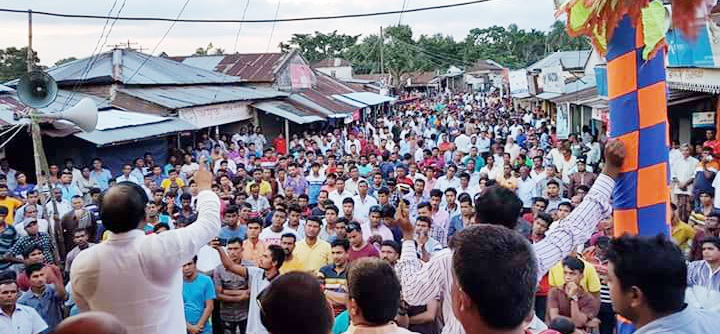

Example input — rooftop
[528,50,592,71]
[169,53,289,83]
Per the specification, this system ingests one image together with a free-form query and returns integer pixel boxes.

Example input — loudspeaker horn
[17,70,58,108]
[42,98,98,132]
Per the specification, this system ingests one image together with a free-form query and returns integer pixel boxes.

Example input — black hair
[288,204,302,213]
[0,206,8,215]
[324,205,339,214]
[445,187,457,196]
[380,205,396,219]
[260,272,333,334]
[342,197,355,206]
[0,270,17,285]
[562,256,585,272]
[100,182,148,234]
[331,238,350,251]
[475,186,522,229]
[73,228,88,236]
[268,244,286,268]
[546,179,560,188]
[549,316,576,334]
[348,258,402,325]
[247,218,263,228]
[533,197,549,206]
[702,236,720,249]
[430,189,443,198]
[22,244,43,258]
[224,205,238,215]
[227,237,243,246]
[558,202,574,211]
[377,188,390,195]
[381,240,401,254]
[417,202,432,211]
[153,223,170,233]
[606,234,687,314]
[451,225,536,330]
[416,216,432,227]
[24,262,45,277]
[535,212,553,227]
[458,193,473,205]
[281,233,297,243]
[306,216,323,226]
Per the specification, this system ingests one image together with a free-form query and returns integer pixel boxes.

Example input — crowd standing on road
[0,90,719,334]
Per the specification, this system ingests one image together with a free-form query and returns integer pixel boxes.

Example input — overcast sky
[0,0,557,66]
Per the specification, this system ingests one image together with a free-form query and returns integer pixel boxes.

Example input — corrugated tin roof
[74,109,196,146]
[118,85,287,109]
[528,50,591,71]
[171,53,287,82]
[341,92,396,106]
[295,89,357,115]
[254,100,324,124]
[467,59,505,72]
[564,76,596,94]
[39,49,244,85]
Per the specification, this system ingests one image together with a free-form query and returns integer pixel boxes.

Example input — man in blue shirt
[90,158,112,191]
[182,256,216,334]
[17,263,66,333]
[218,206,246,242]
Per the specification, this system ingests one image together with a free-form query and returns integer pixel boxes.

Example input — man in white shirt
[504,137,521,161]
[70,165,220,334]
[435,165,461,192]
[329,178,353,210]
[673,144,699,222]
[352,180,378,223]
[0,272,48,334]
[454,130,472,154]
[344,166,365,196]
[115,164,141,185]
[259,210,298,246]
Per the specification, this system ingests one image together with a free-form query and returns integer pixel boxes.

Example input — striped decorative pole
[606,15,671,238]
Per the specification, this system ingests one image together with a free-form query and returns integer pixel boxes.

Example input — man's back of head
[259,272,333,334]
[475,186,522,229]
[451,224,537,333]
[347,257,402,326]
[100,182,148,234]
[605,234,686,322]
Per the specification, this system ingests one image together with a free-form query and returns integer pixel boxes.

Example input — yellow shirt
[548,257,601,293]
[245,181,273,197]
[294,238,332,273]
[160,177,185,190]
[0,197,23,224]
[280,254,306,274]
[672,221,696,253]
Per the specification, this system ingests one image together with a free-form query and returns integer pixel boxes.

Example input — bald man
[55,312,127,334]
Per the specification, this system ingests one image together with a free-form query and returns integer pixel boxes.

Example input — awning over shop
[536,92,562,100]
[253,101,324,124]
[512,92,532,99]
[288,93,350,119]
[331,94,368,108]
[74,109,196,146]
[341,92,397,106]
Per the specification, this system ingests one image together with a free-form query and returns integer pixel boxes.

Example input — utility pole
[379,26,385,78]
[27,10,33,72]
[27,9,62,264]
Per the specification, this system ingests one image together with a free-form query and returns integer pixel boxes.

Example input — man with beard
[57,195,97,260]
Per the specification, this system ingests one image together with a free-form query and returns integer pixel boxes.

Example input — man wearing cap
[568,159,596,198]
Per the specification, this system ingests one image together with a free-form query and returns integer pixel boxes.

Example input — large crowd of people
[0,90,719,334]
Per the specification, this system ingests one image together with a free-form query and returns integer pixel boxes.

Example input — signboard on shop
[509,69,530,97]
[179,102,253,128]
[541,66,564,94]
[692,112,716,128]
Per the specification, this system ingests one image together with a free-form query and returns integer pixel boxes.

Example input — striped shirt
[395,174,614,334]
[687,260,720,291]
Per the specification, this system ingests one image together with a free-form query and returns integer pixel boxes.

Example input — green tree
[54,57,77,67]
[279,31,360,63]
[415,33,464,71]
[193,43,225,56]
[382,25,419,87]
[0,47,40,82]
[546,20,591,52]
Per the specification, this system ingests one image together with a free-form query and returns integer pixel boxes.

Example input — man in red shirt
[347,222,379,262]
[272,133,287,155]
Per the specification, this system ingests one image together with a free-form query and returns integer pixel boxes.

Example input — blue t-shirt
[219,225,247,242]
[332,310,350,334]
[182,273,216,333]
